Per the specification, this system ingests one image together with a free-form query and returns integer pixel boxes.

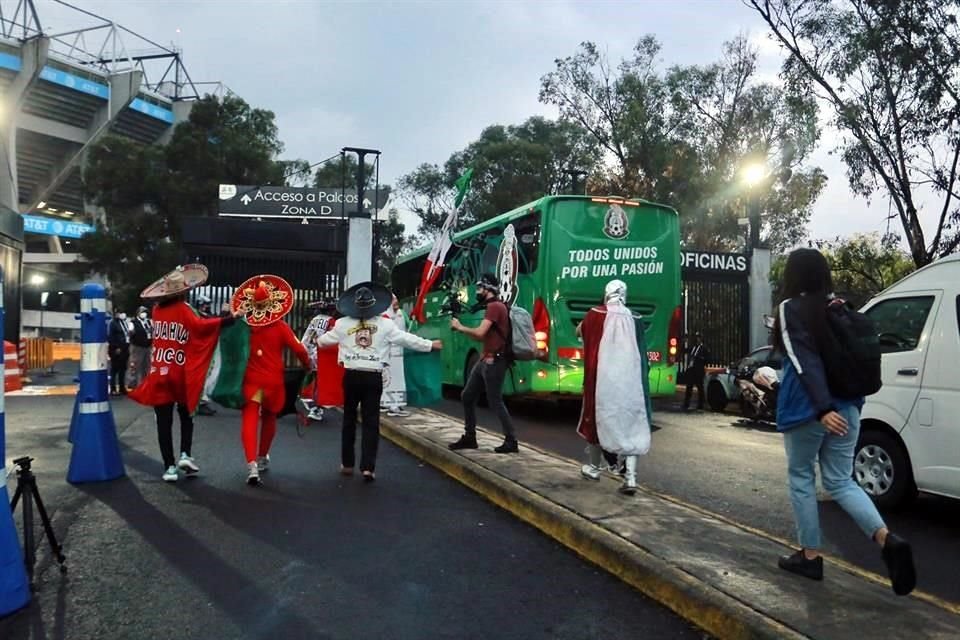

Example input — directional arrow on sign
[241,194,252,205]
[363,198,372,208]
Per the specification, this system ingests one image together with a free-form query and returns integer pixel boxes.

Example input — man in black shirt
[683,331,710,411]
[108,311,131,395]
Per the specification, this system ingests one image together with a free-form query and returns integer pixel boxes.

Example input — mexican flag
[411,168,473,323]
[206,320,250,409]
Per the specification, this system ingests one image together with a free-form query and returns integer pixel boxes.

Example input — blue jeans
[783,405,886,549]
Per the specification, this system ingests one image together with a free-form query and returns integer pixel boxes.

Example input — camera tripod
[9,456,66,585]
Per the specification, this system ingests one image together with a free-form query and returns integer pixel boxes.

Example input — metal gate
[181,216,347,339]
[681,251,750,370]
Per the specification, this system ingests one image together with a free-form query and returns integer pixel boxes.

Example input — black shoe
[778,550,823,581]
[494,439,519,454]
[882,533,916,596]
[362,471,376,483]
[197,404,217,416]
[449,435,478,451]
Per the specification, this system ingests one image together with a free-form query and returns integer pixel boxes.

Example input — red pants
[241,401,277,463]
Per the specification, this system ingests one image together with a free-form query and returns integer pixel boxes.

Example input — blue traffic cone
[0,265,30,614]
[66,284,125,484]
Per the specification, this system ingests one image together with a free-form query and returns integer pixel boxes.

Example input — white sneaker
[386,408,410,417]
[307,407,324,422]
[246,461,261,486]
[177,453,200,475]
[162,465,179,482]
[580,464,602,480]
[257,454,270,473]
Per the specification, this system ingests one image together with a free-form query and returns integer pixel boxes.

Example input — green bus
[391,194,682,398]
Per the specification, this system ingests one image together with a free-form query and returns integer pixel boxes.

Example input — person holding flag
[298,299,342,421]
[575,279,653,495]
[411,168,473,324]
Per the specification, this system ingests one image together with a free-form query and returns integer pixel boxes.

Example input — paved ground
[1,396,703,639]
[432,393,960,607]
[378,408,960,638]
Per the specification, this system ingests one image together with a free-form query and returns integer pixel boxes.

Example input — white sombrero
[140,264,209,301]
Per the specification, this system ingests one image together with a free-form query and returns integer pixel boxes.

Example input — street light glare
[30,274,46,286]
[742,163,766,186]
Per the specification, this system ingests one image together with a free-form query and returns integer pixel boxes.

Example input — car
[857,253,960,508]
[704,346,783,412]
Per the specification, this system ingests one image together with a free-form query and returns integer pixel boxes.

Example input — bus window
[478,211,541,275]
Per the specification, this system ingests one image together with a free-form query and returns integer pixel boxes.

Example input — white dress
[381,309,407,409]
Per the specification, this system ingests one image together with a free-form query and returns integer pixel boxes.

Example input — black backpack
[819,299,883,398]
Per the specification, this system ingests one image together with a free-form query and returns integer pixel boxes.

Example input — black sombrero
[337,282,392,320]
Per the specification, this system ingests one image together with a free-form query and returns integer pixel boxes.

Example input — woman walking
[774,248,915,595]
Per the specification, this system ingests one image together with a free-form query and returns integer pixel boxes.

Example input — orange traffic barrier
[4,340,22,392]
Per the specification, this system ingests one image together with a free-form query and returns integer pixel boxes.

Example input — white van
[857,253,960,508]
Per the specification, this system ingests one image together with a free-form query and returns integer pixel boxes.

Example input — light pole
[741,162,767,254]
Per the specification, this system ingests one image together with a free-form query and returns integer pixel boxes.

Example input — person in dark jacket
[773,248,915,596]
[127,305,152,389]
[682,331,710,411]
[108,310,131,395]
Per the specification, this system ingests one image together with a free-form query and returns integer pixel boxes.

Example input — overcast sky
[38,0,920,244]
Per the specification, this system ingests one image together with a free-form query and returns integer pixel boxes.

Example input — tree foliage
[399,116,599,242]
[79,94,296,310]
[770,233,915,307]
[748,0,960,267]
[375,209,411,285]
[539,35,826,252]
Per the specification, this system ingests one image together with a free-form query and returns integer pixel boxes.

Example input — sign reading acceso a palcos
[218,184,389,219]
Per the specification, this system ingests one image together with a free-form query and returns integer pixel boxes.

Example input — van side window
[864,296,935,353]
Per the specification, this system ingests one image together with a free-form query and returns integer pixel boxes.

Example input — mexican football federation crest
[496,224,519,306]
[603,204,629,239]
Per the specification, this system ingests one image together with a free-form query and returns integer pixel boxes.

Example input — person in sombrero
[317,282,442,482]
[232,275,312,486]
[128,264,239,482]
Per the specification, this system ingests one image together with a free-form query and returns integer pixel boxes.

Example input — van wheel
[707,381,728,412]
[854,430,917,509]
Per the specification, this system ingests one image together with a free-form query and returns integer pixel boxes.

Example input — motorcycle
[735,364,779,423]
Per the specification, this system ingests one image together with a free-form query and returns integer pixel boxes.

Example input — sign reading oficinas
[681,251,749,274]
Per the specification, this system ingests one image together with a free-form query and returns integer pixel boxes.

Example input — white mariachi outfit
[380,308,408,411]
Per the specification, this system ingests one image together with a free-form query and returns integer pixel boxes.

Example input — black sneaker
[882,533,916,596]
[449,435,478,451]
[494,439,519,454]
[778,550,823,581]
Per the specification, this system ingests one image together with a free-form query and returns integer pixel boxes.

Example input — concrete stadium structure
[0,0,218,339]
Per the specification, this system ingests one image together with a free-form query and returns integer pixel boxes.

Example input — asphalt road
[1,395,704,640]
[432,392,960,605]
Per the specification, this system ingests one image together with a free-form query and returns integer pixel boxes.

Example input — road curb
[380,417,808,640]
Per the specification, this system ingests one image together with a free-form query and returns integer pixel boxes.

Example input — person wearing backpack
[448,273,518,454]
[773,248,915,596]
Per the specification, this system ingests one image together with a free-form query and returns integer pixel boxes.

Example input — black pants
[155,403,193,468]
[462,357,516,441]
[342,370,383,472]
[683,368,705,409]
[110,348,129,393]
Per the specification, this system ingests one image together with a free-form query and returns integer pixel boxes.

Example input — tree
[769,234,915,307]
[397,163,457,242]
[79,94,297,310]
[748,0,960,267]
[540,35,826,252]
[375,209,411,284]
[399,116,599,241]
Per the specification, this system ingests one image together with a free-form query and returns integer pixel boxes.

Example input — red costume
[231,275,311,472]
[128,299,223,413]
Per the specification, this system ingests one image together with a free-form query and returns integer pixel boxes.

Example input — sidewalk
[380,409,960,640]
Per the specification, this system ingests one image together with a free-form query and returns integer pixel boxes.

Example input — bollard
[0,266,31,615]
[66,283,124,484]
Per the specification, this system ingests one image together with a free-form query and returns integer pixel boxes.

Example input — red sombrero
[141,264,209,301]
[231,274,294,327]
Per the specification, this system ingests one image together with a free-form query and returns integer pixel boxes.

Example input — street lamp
[741,162,768,253]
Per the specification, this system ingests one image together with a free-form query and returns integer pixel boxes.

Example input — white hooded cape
[595,301,651,455]
[381,309,407,408]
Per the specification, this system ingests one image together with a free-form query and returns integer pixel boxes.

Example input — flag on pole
[411,168,473,323]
